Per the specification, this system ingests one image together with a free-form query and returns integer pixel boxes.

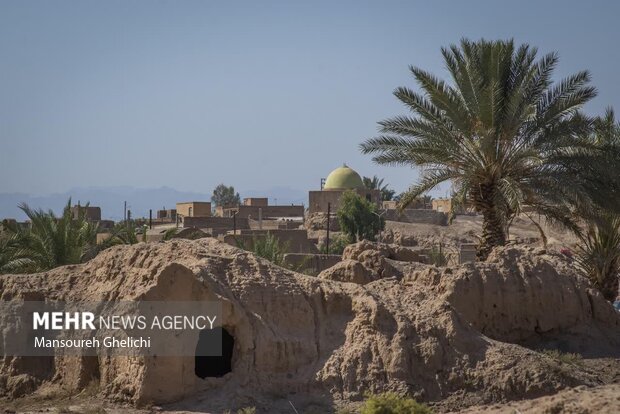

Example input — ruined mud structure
[0,239,619,412]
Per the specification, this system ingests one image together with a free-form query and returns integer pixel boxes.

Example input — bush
[236,233,289,266]
[337,191,385,242]
[541,349,583,365]
[428,244,448,266]
[360,392,432,414]
[319,234,352,255]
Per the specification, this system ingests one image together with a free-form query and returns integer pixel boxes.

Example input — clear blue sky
[1,0,619,197]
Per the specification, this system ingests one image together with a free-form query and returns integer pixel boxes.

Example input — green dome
[324,164,364,190]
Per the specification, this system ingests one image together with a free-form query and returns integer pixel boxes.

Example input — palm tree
[0,232,31,273]
[92,221,148,255]
[363,175,396,201]
[576,213,620,301]
[107,222,145,245]
[575,109,620,301]
[360,39,612,259]
[6,199,99,272]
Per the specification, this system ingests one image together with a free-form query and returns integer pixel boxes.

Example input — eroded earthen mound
[0,239,618,413]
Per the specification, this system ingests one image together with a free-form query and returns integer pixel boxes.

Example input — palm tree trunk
[479,208,507,260]
[599,269,619,302]
[475,183,507,260]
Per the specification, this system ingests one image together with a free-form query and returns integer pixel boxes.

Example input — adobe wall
[308,189,381,214]
[157,209,177,220]
[223,205,304,219]
[177,202,211,218]
[384,209,448,226]
[181,216,249,231]
[222,229,318,254]
[248,218,302,230]
[432,198,452,214]
[243,198,268,206]
[71,206,101,221]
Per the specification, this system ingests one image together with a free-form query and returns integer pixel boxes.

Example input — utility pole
[373,210,387,242]
[124,201,127,222]
[149,209,152,229]
[326,202,331,255]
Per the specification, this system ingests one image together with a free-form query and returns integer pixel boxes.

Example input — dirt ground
[454,383,620,414]
[3,357,619,413]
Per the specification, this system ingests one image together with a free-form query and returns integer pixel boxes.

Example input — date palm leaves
[361,39,619,259]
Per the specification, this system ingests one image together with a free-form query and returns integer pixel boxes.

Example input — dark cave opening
[194,327,234,379]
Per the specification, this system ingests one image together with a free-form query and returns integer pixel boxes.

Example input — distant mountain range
[0,186,308,221]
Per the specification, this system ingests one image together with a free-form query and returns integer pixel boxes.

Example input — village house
[176,202,211,218]
[218,198,304,221]
[432,198,452,214]
[157,208,177,221]
[71,205,101,221]
[71,204,114,230]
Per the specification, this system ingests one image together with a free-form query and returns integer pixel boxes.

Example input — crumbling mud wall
[0,239,618,411]
[406,246,620,355]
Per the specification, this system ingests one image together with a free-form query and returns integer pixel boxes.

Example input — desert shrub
[428,244,448,266]
[360,392,432,414]
[237,233,289,266]
[541,349,583,365]
[223,407,256,414]
[319,234,352,255]
[162,227,178,240]
[286,255,315,275]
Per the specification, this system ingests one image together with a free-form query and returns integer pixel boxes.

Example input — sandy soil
[454,383,620,413]
[3,357,619,413]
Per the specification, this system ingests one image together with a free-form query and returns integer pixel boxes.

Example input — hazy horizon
[0,184,311,220]
[1,0,619,199]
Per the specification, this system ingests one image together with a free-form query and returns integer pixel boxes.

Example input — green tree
[4,199,99,273]
[363,175,396,201]
[337,191,385,242]
[360,38,613,259]
[211,184,241,207]
[575,109,620,301]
